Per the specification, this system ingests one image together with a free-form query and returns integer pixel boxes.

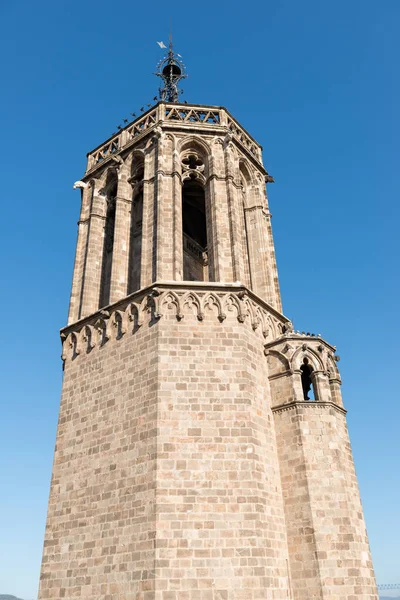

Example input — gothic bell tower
[38,42,378,600]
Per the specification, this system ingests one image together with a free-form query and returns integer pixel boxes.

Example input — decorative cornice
[61,282,290,365]
[265,333,336,353]
[84,103,267,180]
[272,400,347,416]
[265,334,341,383]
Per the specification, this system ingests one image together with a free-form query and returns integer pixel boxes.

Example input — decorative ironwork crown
[155,37,187,103]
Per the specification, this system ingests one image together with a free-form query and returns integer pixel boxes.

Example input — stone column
[109,163,132,304]
[207,140,234,282]
[140,141,157,287]
[155,131,175,281]
[244,203,271,299]
[244,178,282,311]
[67,183,92,324]
[80,182,107,318]
[223,138,249,285]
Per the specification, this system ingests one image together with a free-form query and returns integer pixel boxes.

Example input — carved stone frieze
[61,283,289,364]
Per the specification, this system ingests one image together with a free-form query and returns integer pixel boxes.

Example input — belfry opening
[300,356,314,400]
[99,171,117,308]
[182,178,208,281]
[128,158,144,294]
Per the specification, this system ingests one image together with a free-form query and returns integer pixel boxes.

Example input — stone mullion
[80,184,107,318]
[68,184,92,324]
[140,144,157,287]
[109,165,132,304]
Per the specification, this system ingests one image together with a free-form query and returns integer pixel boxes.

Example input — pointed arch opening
[300,357,315,400]
[239,161,252,288]
[99,171,117,308]
[128,157,144,293]
[182,177,208,281]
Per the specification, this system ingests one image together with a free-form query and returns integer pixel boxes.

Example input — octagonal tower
[38,44,378,600]
[67,101,282,324]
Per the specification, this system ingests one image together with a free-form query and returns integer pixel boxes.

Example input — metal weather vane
[155,35,187,103]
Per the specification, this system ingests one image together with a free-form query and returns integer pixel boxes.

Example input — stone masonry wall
[38,289,292,600]
[38,322,160,599]
[153,304,291,599]
[50,101,378,600]
[273,403,377,600]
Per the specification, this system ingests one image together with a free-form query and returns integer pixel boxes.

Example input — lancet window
[181,151,209,282]
[99,171,117,308]
[128,157,144,293]
[300,357,315,400]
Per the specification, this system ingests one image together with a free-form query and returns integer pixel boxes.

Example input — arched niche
[180,140,210,282]
[99,169,118,308]
[181,176,208,281]
[128,155,144,293]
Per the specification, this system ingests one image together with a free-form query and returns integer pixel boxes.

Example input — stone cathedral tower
[38,42,378,600]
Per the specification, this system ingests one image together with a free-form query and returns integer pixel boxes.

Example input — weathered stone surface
[39,103,378,599]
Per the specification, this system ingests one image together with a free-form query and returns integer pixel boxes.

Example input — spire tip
[155,36,187,103]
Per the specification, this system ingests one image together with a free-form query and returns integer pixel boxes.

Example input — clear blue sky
[0,1,399,598]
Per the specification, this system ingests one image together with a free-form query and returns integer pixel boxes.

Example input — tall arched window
[300,358,315,400]
[181,150,209,282]
[99,171,117,308]
[128,158,144,293]
[182,178,208,281]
